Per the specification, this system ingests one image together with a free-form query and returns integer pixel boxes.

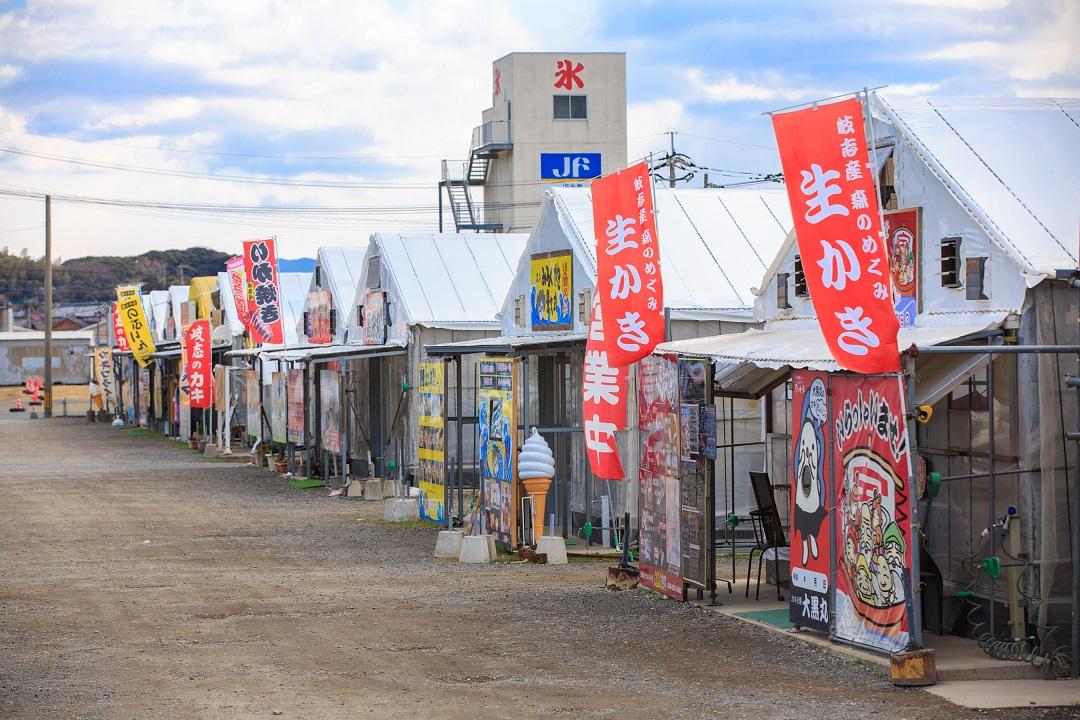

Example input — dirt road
[1,419,1075,719]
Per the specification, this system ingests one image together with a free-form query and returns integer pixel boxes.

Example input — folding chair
[746,471,788,601]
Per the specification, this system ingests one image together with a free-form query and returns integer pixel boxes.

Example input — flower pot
[188,438,199,450]
[274,460,288,474]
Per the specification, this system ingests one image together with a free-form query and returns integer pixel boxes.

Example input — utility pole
[43,194,53,418]
[667,130,676,188]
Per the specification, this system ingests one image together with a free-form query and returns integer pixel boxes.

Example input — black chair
[746,471,787,601]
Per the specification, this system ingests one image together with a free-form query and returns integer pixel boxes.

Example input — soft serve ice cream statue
[518,428,556,542]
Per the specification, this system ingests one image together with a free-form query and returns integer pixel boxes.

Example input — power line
[0,223,44,234]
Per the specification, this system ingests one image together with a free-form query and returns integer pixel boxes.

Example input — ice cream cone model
[518,428,556,542]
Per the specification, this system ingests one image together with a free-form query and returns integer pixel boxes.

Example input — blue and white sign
[540,152,601,181]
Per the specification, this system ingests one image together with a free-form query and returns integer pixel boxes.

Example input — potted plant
[274,455,289,474]
[188,432,200,450]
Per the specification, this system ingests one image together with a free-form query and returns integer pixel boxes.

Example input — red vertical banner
[242,238,284,345]
[184,319,212,409]
[789,370,832,632]
[112,301,130,352]
[831,374,913,652]
[590,160,664,368]
[582,295,626,479]
[225,255,250,329]
[772,97,900,373]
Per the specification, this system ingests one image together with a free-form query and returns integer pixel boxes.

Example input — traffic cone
[9,398,25,412]
[29,387,42,406]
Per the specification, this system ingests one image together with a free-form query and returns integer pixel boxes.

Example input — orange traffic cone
[29,387,42,406]
[9,398,25,412]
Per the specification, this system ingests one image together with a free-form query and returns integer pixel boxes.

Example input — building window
[793,257,809,297]
[314,265,321,287]
[941,237,962,288]
[366,256,381,289]
[777,272,791,309]
[553,95,587,120]
[965,257,988,300]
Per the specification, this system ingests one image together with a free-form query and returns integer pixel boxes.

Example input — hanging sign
[582,295,626,480]
[270,371,287,443]
[242,238,284,344]
[772,97,900,373]
[590,160,664,368]
[478,357,518,547]
[884,208,920,328]
[184,319,212,409]
[361,290,387,345]
[529,250,573,331]
[831,374,913,652]
[307,290,333,343]
[115,285,156,367]
[93,346,116,411]
[320,368,341,454]
[112,300,130,352]
[789,370,832,633]
[287,368,305,444]
[225,255,250,329]
[417,360,446,524]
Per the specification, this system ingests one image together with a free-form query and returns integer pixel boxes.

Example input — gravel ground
[1,418,1077,719]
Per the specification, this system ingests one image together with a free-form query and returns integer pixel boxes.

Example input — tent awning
[425,332,587,357]
[227,340,407,362]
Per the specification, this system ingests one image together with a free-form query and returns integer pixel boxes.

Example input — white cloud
[83,97,203,132]
[683,68,837,105]
[0,63,19,86]
[882,82,943,96]
[895,0,1009,9]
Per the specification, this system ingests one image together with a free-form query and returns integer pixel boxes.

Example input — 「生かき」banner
[582,295,626,480]
[771,97,900,374]
[417,360,446,524]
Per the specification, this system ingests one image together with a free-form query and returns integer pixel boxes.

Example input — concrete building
[0,330,92,385]
[441,52,627,234]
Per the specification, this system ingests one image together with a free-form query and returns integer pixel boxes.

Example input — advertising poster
[478,357,517,547]
[111,301,130,352]
[320,369,341,455]
[677,358,708,587]
[831,374,913,653]
[245,368,259,438]
[184,319,212,409]
[115,285,156,367]
[307,290,333,343]
[242,238,284,345]
[138,366,150,426]
[270,371,287,444]
[529,250,573,331]
[361,290,387,345]
[637,353,683,600]
[287,368,305,444]
[884,208,920,328]
[772,97,900,374]
[417,360,446,524]
[789,370,832,633]
[93,346,116,412]
[582,295,626,479]
[225,256,249,328]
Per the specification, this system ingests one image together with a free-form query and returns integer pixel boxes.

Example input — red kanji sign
[590,160,665,368]
[242,238,284,345]
[184,319,212,409]
[582,296,626,480]
[554,59,584,90]
[772,97,900,373]
[112,301,130,352]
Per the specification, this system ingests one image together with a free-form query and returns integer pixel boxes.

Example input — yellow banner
[115,285,157,367]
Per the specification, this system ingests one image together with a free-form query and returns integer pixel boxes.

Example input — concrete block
[203,443,219,458]
[434,530,463,558]
[458,534,495,564]
[536,536,568,565]
[362,479,384,501]
[383,498,418,523]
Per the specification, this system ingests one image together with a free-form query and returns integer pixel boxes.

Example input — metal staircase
[439,120,511,233]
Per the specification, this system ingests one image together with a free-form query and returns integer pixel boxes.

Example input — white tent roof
[216,272,245,337]
[368,232,528,329]
[168,285,189,332]
[278,272,312,347]
[315,246,368,315]
[874,93,1079,283]
[550,185,793,313]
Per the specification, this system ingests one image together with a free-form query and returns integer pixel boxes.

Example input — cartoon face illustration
[874,553,894,603]
[793,377,828,566]
[844,533,858,571]
[855,556,874,604]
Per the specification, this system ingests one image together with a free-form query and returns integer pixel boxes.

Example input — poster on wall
[529,250,573,331]
[138,366,150,427]
[417,360,446,524]
[361,290,387,345]
[884,208,920,328]
[287,368,305,444]
[637,353,683,600]
[320,368,341,455]
[831,374,913,653]
[271,371,287,443]
[478,357,518,547]
[789,370,832,633]
[677,358,708,588]
[245,368,259,438]
[307,290,333,343]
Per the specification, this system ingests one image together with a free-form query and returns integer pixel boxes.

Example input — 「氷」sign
[478,357,518,547]
[115,285,156,367]
[529,250,573,331]
[884,207,920,328]
[772,97,900,374]
[540,153,601,181]
[417,360,446,524]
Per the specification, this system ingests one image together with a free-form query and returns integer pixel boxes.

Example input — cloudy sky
[0,0,1075,261]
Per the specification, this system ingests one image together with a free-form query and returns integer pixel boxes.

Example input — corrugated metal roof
[278,272,312,347]
[0,330,94,341]
[316,246,368,315]
[371,232,529,327]
[874,93,1079,281]
[550,186,793,311]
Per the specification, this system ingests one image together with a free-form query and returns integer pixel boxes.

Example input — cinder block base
[203,443,219,458]
[434,530,464,558]
[536,536,568,565]
[383,498,419,522]
[362,479,384,501]
[458,534,495,564]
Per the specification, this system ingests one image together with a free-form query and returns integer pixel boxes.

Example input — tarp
[187,276,218,319]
